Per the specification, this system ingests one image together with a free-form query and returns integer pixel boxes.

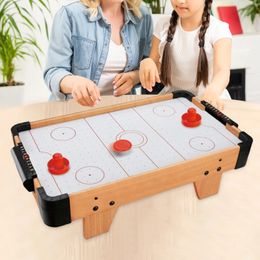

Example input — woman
[44,0,153,106]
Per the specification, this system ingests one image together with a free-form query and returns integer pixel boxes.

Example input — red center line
[83,118,130,177]
[139,147,160,168]
[108,112,159,168]
[108,113,125,131]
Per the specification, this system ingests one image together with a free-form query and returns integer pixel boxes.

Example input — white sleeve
[153,16,170,40]
[211,21,232,45]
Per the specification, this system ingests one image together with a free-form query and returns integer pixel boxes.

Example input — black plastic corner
[11,145,37,192]
[172,90,195,101]
[11,121,31,136]
[36,187,71,227]
[235,131,253,169]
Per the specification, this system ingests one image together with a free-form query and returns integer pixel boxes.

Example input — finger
[113,73,123,85]
[155,69,161,83]
[72,91,78,101]
[220,101,224,111]
[95,86,101,101]
[78,99,88,106]
[203,96,211,104]
[114,82,131,96]
[211,100,217,108]
[150,68,155,87]
[80,87,93,106]
[141,70,149,90]
[87,85,100,104]
[75,94,89,106]
[114,74,127,89]
[80,88,94,106]
[217,100,224,111]
[145,71,153,92]
[72,90,86,106]
[197,95,203,101]
[143,70,149,91]
[139,71,145,89]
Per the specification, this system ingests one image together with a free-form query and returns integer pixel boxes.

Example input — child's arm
[150,36,161,71]
[202,38,232,110]
[139,36,161,92]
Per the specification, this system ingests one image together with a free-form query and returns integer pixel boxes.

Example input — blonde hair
[81,0,142,18]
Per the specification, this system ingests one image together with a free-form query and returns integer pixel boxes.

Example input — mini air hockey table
[11,91,253,239]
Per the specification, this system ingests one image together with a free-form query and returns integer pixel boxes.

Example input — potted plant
[240,0,260,32]
[143,0,169,30]
[143,0,167,14]
[0,0,51,87]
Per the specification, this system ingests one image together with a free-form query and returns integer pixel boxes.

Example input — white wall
[13,1,63,105]
[164,0,255,33]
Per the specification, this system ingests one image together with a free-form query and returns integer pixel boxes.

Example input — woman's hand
[61,75,101,106]
[139,58,160,92]
[202,86,224,111]
[113,71,139,96]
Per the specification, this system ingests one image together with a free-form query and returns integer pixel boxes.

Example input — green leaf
[35,0,51,13]
[239,1,260,23]
[0,0,52,83]
[44,17,49,39]
[6,14,21,36]
[28,0,33,9]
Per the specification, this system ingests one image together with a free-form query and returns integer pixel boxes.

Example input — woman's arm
[60,75,101,106]
[43,7,73,100]
[202,38,232,109]
[44,7,100,106]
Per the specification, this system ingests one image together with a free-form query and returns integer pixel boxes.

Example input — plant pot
[254,15,260,32]
[0,84,26,108]
[0,81,24,87]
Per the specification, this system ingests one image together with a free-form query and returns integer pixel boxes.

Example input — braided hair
[160,0,213,87]
[160,10,179,86]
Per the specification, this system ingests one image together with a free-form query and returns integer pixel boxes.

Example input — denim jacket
[43,1,153,100]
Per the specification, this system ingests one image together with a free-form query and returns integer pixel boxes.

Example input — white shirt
[98,40,127,95]
[154,15,232,97]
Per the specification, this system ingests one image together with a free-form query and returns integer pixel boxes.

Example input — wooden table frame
[11,91,253,239]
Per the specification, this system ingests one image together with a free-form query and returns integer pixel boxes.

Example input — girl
[140,0,232,110]
[44,0,152,106]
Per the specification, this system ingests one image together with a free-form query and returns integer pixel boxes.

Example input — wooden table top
[1,95,259,260]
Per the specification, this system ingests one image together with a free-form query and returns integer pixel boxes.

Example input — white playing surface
[19,98,241,196]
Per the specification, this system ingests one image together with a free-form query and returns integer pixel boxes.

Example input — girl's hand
[202,86,224,111]
[113,71,139,96]
[64,76,101,106]
[139,58,160,92]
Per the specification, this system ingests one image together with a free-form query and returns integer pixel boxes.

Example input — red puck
[182,107,201,127]
[113,139,132,152]
[48,153,70,175]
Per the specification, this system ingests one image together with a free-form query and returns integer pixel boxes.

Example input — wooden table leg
[194,174,222,199]
[83,207,118,239]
